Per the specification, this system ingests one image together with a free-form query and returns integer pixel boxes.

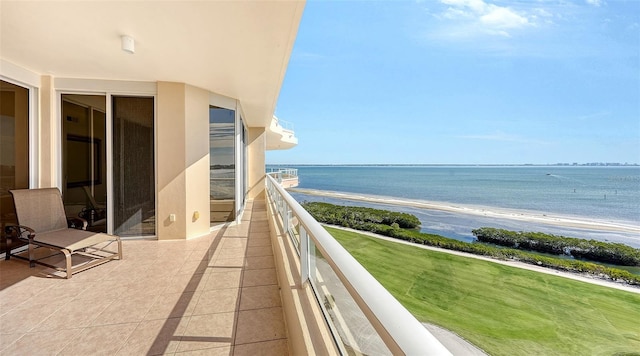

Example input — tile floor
[0,200,288,355]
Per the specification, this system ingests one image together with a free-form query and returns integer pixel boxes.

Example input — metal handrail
[265,174,451,355]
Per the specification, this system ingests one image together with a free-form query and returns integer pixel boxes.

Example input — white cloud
[586,0,604,7]
[481,6,530,29]
[434,0,534,38]
[441,0,488,14]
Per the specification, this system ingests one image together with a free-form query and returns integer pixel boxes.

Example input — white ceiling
[0,1,304,128]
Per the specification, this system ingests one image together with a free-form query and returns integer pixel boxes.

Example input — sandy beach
[290,188,640,236]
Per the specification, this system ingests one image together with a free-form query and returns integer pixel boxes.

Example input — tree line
[301,202,640,286]
[472,227,640,266]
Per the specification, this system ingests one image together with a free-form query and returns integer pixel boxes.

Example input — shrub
[302,202,640,286]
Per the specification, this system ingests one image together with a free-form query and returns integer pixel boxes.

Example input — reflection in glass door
[61,95,107,233]
[113,96,155,236]
[210,106,235,225]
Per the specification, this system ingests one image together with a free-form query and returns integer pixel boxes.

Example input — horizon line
[266,163,639,167]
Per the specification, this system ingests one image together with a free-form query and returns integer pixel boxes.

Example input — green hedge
[472,227,640,266]
[302,202,640,286]
[301,202,421,229]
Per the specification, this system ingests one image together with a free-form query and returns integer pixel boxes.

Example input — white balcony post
[300,226,309,285]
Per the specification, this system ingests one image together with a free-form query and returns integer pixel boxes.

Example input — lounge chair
[8,187,122,279]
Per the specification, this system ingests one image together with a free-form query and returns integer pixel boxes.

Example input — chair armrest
[4,224,36,240]
[67,217,88,230]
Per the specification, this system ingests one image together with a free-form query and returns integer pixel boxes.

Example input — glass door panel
[113,96,155,236]
[61,95,107,232]
[1,80,29,253]
[210,106,236,225]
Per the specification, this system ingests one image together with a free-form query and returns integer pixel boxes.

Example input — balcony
[266,116,298,150]
[0,200,287,355]
[0,176,451,355]
[267,168,299,189]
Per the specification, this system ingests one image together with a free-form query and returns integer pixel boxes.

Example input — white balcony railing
[265,174,451,355]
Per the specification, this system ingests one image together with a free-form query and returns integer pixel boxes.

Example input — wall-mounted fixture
[121,35,135,54]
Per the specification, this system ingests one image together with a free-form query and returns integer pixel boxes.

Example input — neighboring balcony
[267,168,299,189]
[266,116,298,150]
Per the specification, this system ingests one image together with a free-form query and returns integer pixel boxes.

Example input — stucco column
[156,82,210,240]
[247,127,266,199]
[39,75,55,188]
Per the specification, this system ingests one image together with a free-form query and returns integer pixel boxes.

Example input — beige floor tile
[32,297,114,332]
[234,307,286,345]
[0,293,31,314]
[0,328,82,356]
[176,312,235,353]
[241,269,278,287]
[117,277,171,298]
[245,246,273,257]
[0,333,25,353]
[246,237,271,247]
[58,322,138,356]
[187,249,212,262]
[203,270,242,290]
[19,294,81,314]
[249,222,270,233]
[213,247,247,260]
[0,302,58,334]
[174,345,232,355]
[213,256,246,268]
[144,291,199,321]
[223,226,250,238]
[138,261,186,278]
[192,288,240,316]
[91,294,159,326]
[116,317,188,355]
[29,279,96,304]
[239,285,281,311]
[164,273,210,294]
[244,256,275,270]
[1,273,57,295]
[220,238,248,250]
[177,260,210,275]
[72,278,128,301]
[233,339,288,356]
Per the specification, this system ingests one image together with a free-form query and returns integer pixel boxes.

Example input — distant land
[268,163,639,167]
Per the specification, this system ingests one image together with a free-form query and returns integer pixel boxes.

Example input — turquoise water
[277,165,640,247]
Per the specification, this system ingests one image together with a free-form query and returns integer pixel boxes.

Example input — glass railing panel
[288,208,301,252]
[309,239,391,356]
[265,174,450,355]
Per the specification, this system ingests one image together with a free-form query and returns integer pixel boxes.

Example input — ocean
[275,165,640,248]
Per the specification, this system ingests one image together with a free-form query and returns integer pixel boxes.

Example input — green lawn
[327,227,640,356]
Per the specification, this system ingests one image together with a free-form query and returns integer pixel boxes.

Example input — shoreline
[289,188,640,236]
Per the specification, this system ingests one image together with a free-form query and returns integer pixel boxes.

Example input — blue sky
[269,0,639,165]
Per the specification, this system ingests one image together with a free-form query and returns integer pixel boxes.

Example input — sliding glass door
[61,94,155,237]
[112,96,155,236]
[209,106,236,225]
